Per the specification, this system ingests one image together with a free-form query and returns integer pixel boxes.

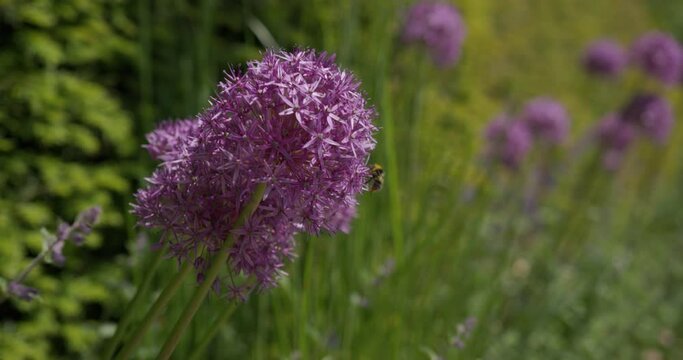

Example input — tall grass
[121,0,683,359]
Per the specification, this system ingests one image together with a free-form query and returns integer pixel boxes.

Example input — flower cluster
[581,39,626,78]
[402,1,466,67]
[133,49,377,291]
[620,93,674,144]
[596,93,673,171]
[484,115,532,169]
[520,97,570,144]
[630,31,683,85]
[581,31,683,85]
[485,97,570,169]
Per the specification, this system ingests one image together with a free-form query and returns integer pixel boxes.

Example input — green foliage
[0,0,137,358]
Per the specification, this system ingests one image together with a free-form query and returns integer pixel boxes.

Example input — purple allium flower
[621,93,674,144]
[133,49,377,289]
[402,1,466,68]
[324,202,357,234]
[8,281,39,302]
[630,31,683,85]
[484,115,532,169]
[597,114,637,171]
[144,119,200,162]
[582,39,627,78]
[520,97,570,144]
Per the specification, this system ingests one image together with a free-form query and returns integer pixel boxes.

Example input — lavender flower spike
[484,115,532,169]
[621,93,674,144]
[8,282,39,302]
[582,39,627,78]
[520,97,570,144]
[134,49,377,290]
[630,31,683,85]
[402,1,466,67]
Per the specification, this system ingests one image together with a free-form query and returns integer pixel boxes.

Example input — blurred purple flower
[402,1,466,68]
[597,114,637,171]
[8,282,39,302]
[144,118,200,162]
[582,39,627,78]
[484,115,532,169]
[630,31,683,85]
[621,93,674,144]
[134,49,377,289]
[520,97,570,144]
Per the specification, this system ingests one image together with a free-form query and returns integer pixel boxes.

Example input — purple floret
[402,1,466,68]
[621,93,674,144]
[630,31,683,85]
[520,97,570,144]
[582,39,626,78]
[484,115,532,169]
[133,49,377,290]
[144,119,200,162]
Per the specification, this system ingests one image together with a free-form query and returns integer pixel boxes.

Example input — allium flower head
[133,49,377,290]
[402,1,466,67]
[621,93,674,144]
[582,39,627,78]
[597,114,637,171]
[484,115,532,169]
[520,97,570,144]
[144,119,200,162]
[630,31,683,85]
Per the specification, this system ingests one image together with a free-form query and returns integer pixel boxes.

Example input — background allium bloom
[144,118,200,162]
[484,116,532,169]
[621,93,674,144]
[520,97,570,144]
[402,1,466,67]
[597,114,637,171]
[630,31,683,85]
[134,50,377,289]
[582,39,627,78]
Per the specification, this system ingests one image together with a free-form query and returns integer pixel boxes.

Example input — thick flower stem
[103,246,165,360]
[115,261,193,360]
[156,183,267,360]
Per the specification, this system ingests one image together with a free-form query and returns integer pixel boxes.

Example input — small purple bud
[71,206,102,246]
[51,239,66,266]
[56,222,71,242]
[8,282,39,301]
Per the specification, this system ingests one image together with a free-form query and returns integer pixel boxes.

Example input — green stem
[115,262,193,360]
[104,246,165,360]
[187,300,240,360]
[156,183,267,360]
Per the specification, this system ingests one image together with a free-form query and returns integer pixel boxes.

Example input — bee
[366,163,384,192]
